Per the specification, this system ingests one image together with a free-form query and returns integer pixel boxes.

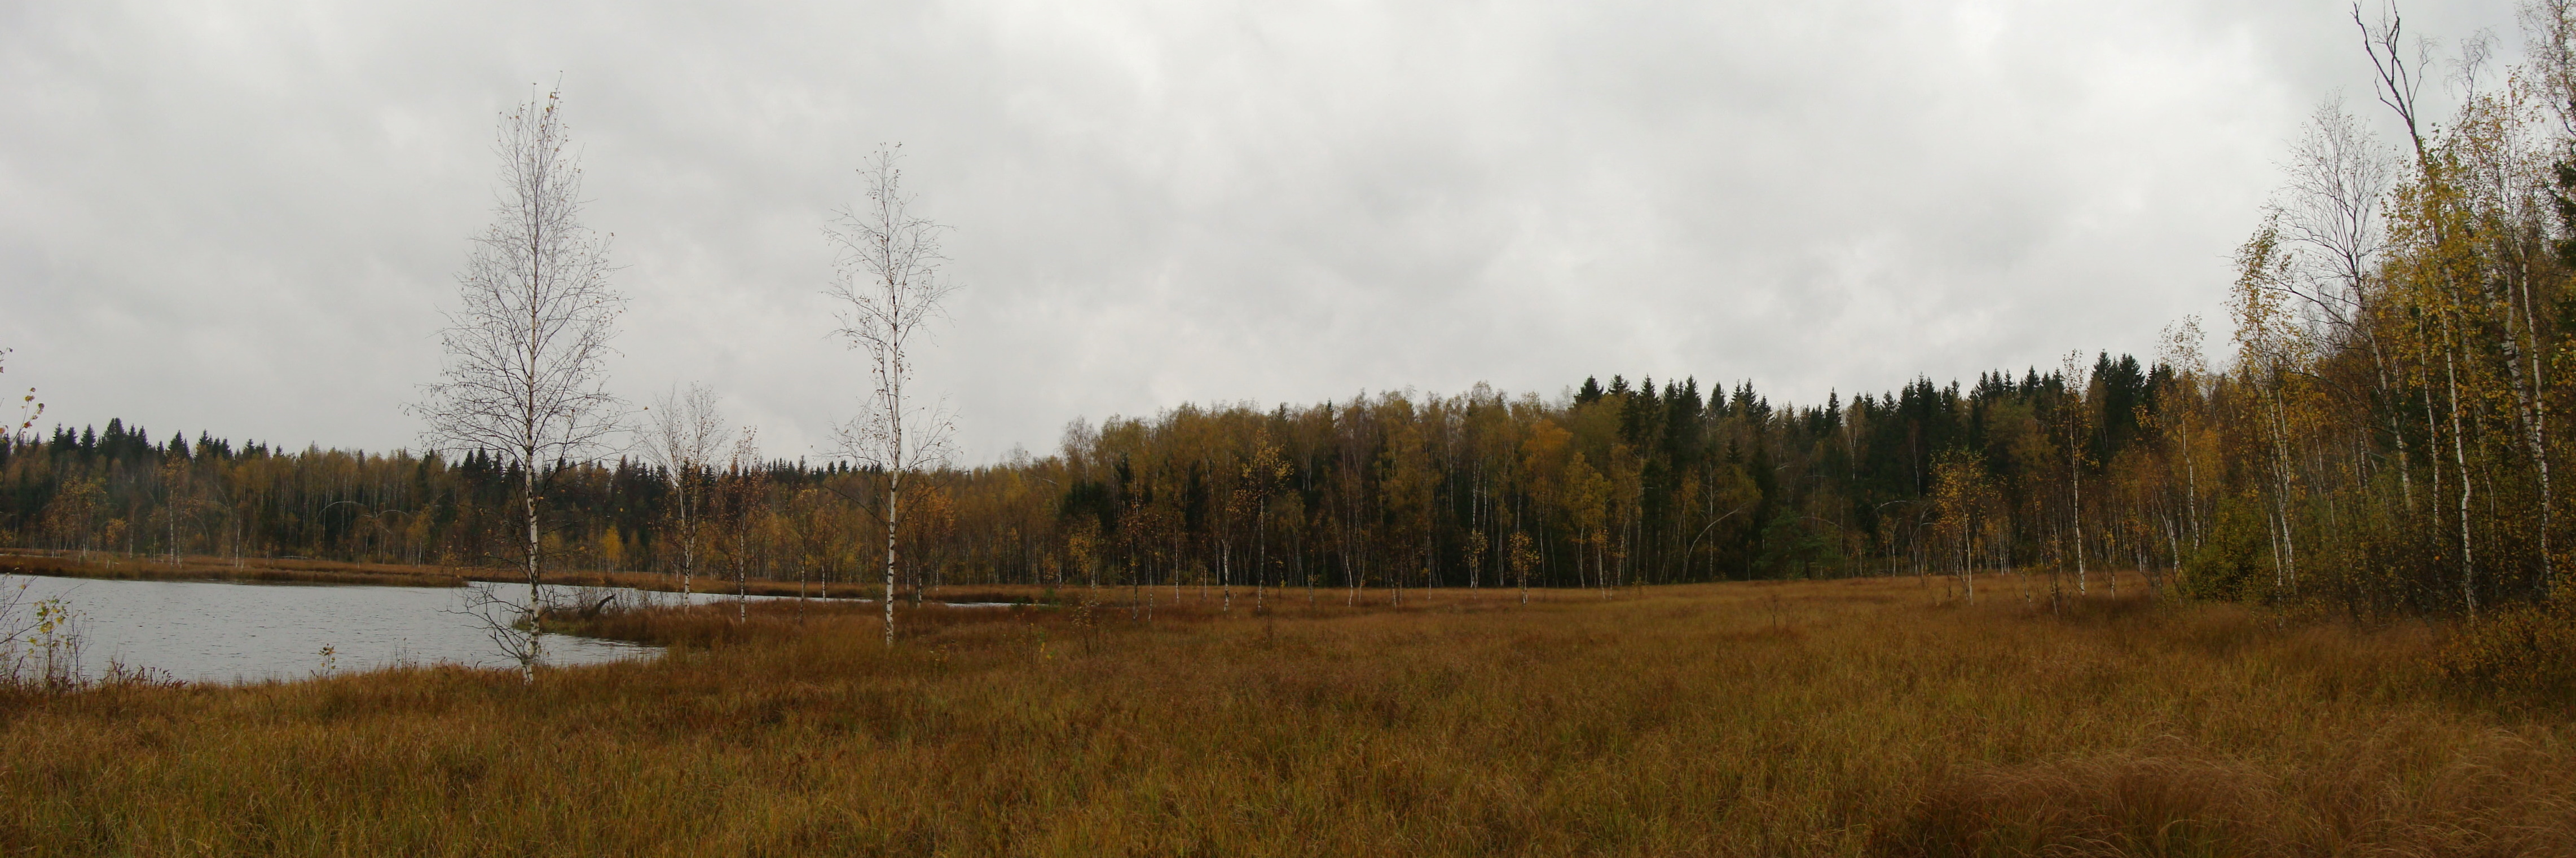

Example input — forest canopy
[0,360,2218,604]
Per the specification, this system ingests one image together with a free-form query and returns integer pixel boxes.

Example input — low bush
[2435,600,2576,702]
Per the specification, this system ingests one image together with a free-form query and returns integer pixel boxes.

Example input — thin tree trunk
[886,466,900,645]
[2270,392,2299,593]
[2503,267,2555,596]
[2370,333,2416,513]
[523,449,541,684]
[2445,342,2477,619]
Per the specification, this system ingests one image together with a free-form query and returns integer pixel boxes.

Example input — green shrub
[2178,496,2276,603]
[2435,601,2576,700]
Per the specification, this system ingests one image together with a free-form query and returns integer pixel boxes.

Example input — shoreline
[0,550,1051,603]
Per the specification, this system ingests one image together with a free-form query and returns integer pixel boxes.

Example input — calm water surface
[7,575,677,683]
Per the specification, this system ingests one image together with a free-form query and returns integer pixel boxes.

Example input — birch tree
[2280,96,2409,513]
[827,144,958,646]
[720,429,767,623]
[1931,449,1990,604]
[413,89,625,682]
[2055,352,2095,595]
[642,382,728,595]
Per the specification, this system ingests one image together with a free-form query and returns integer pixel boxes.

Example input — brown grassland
[3,573,2573,856]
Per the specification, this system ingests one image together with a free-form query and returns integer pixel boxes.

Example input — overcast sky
[0,0,2529,465]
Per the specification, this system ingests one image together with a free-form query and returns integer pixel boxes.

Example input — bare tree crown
[642,383,730,481]
[827,144,958,474]
[415,90,627,470]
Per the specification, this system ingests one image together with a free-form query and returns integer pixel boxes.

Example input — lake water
[0,574,1019,685]
[2,575,677,684]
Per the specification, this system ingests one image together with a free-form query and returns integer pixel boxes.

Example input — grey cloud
[0,0,2530,462]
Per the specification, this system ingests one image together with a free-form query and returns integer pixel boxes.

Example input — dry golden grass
[3,573,2571,856]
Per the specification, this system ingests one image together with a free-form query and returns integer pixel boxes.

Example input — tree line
[0,309,2548,620]
[0,356,2209,605]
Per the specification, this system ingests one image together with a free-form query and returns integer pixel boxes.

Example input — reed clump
[2,574,2571,856]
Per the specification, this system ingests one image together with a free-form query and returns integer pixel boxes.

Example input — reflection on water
[7,575,660,684]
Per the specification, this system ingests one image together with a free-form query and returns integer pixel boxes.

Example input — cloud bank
[0,0,2525,462]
